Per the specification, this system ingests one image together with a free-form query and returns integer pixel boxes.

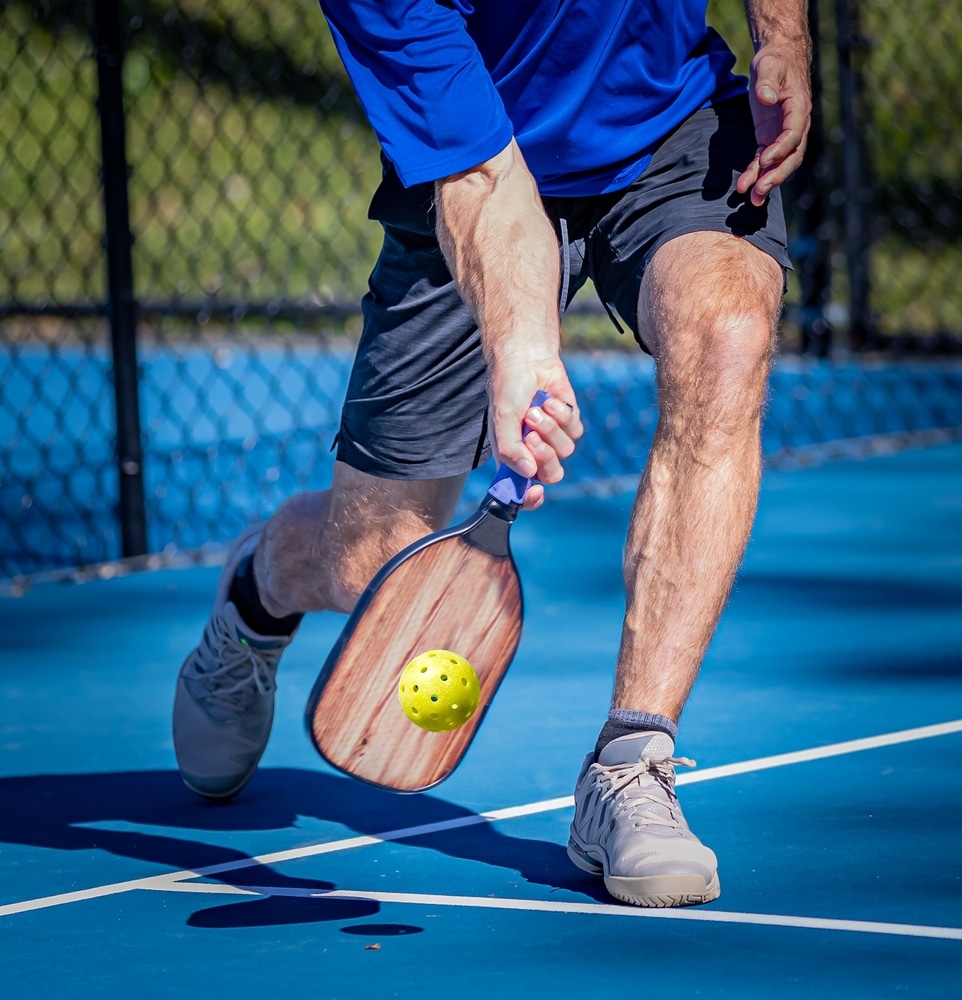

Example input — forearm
[434,139,580,496]
[744,0,811,55]
[434,140,561,367]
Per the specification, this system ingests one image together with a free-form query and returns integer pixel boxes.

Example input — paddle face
[306,390,549,792]
[305,498,523,792]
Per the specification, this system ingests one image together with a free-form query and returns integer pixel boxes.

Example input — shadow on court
[0,767,602,928]
[735,571,962,616]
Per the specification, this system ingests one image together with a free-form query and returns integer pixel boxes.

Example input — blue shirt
[319,0,745,196]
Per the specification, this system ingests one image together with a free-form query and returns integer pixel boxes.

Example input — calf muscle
[613,233,782,718]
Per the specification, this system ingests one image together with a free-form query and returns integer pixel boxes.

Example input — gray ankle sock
[593,709,678,761]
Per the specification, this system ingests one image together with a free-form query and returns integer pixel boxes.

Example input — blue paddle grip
[487,389,552,506]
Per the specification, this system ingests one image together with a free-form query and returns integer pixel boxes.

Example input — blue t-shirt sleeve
[319,0,514,187]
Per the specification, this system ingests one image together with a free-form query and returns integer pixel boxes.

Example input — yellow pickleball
[397,650,481,732]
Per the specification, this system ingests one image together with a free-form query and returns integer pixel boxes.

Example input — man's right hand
[486,357,582,509]
[435,140,582,508]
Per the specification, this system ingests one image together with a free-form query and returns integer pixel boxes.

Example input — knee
[642,236,781,421]
[671,302,775,403]
[255,489,443,615]
[262,492,326,558]
[258,492,429,615]
[700,306,775,399]
[256,492,331,611]
[326,515,433,615]
[655,310,776,456]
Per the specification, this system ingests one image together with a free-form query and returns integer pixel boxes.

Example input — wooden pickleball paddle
[305,392,549,792]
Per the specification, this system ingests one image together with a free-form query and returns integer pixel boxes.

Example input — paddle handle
[487,389,551,506]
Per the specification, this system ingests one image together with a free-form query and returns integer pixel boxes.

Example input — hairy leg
[252,462,468,618]
[612,231,784,719]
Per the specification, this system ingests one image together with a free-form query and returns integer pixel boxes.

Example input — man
[173,0,811,908]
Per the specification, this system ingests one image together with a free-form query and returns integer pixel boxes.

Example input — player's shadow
[0,768,605,929]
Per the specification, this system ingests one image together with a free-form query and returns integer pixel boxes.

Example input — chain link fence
[2,0,961,583]
[856,0,962,343]
[3,0,381,309]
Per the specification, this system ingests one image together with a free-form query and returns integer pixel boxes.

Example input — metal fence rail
[2,0,961,580]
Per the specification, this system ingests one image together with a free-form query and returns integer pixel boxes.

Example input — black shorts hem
[334,427,493,482]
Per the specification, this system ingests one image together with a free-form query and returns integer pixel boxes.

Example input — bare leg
[252,462,468,618]
[172,460,466,800]
[612,231,784,720]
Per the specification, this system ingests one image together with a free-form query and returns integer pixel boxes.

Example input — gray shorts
[336,96,791,480]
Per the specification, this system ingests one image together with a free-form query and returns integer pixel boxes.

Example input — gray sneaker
[567,731,720,907]
[173,526,295,799]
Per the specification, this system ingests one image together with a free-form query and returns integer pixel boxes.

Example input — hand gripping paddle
[305,391,549,792]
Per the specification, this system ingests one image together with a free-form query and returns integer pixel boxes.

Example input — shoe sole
[605,872,721,908]
[567,838,721,908]
[180,771,251,802]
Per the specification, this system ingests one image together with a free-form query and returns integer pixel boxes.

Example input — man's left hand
[736,41,813,207]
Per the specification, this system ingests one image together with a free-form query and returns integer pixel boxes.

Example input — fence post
[93,0,148,557]
[834,0,872,351]
[793,0,832,356]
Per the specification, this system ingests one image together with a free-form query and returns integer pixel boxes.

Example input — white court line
[2,718,961,920]
[675,718,962,786]
[142,883,962,942]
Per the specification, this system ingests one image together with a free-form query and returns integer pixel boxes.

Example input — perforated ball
[397,650,481,732]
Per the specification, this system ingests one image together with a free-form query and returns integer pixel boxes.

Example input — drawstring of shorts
[559,217,571,315]
[558,215,625,334]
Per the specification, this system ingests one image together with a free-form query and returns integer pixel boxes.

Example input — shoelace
[188,612,279,719]
[597,755,697,830]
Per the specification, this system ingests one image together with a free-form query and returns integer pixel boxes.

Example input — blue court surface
[1,442,961,998]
